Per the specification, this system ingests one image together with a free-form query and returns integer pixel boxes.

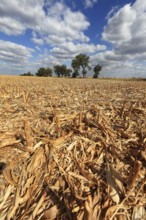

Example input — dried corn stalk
[0,76,146,219]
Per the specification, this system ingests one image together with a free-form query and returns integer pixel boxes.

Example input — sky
[0,0,146,78]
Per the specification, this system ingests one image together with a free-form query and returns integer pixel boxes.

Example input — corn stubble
[0,76,146,219]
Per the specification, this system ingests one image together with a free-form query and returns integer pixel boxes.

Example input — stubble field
[0,76,146,219]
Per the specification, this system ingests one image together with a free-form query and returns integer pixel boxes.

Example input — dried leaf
[132,206,146,220]
[0,185,13,210]
[3,166,16,185]
[28,192,46,220]
[43,205,60,219]
[127,160,142,190]
[106,163,120,204]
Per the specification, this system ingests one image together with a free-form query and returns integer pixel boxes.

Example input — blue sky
[0,0,146,77]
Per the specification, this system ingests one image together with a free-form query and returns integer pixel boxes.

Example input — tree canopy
[45,67,53,77]
[93,65,102,78]
[36,67,52,77]
[54,65,72,77]
[71,54,90,78]
[20,71,34,76]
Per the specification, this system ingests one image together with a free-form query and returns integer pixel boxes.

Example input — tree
[36,68,46,77]
[93,65,102,78]
[60,65,67,77]
[64,68,72,77]
[54,65,72,77]
[20,71,34,76]
[72,70,79,78]
[54,65,60,77]
[45,67,53,77]
[71,59,80,78]
[71,54,90,78]
[36,67,52,77]
[54,65,63,77]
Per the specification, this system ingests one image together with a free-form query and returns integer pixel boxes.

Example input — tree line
[20,53,102,78]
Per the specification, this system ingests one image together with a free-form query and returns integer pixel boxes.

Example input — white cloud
[0,0,90,44]
[31,31,44,45]
[0,40,34,74]
[51,41,106,57]
[32,49,63,71]
[0,40,33,63]
[102,0,146,56]
[0,0,44,35]
[45,35,67,45]
[99,0,146,77]
[40,2,90,43]
[90,51,146,78]
[31,37,44,46]
[132,0,146,13]
[0,17,26,35]
[106,6,119,20]
[84,0,98,8]
[104,51,128,61]
[103,4,136,44]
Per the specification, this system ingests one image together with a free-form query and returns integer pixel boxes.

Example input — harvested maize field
[0,76,146,220]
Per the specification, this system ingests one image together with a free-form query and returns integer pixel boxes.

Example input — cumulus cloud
[31,31,44,45]
[0,40,34,74]
[51,42,106,59]
[0,40,33,63]
[99,0,146,77]
[90,50,146,78]
[0,0,44,35]
[0,17,26,35]
[102,4,136,44]
[41,2,90,43]
[102,0,146,56]
[84,0,98,8]
[0,0,90,44]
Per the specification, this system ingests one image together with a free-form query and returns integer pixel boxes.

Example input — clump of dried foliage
[0,76,146,220]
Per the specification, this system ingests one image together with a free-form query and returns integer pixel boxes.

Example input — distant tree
[72,70,79,78]
[45,67,53,77]
[71,54,90,78]
[20,71,34,76]
[64,68,72,77]
[54,65,61,77]
[71,59,80,78]
[36,67,52,77]
[93,65,102,78]
[60,65,67,77]
[54,65,71,77]
[36,68,46,77]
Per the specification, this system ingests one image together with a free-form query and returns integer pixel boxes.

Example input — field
[0,76,146,220]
